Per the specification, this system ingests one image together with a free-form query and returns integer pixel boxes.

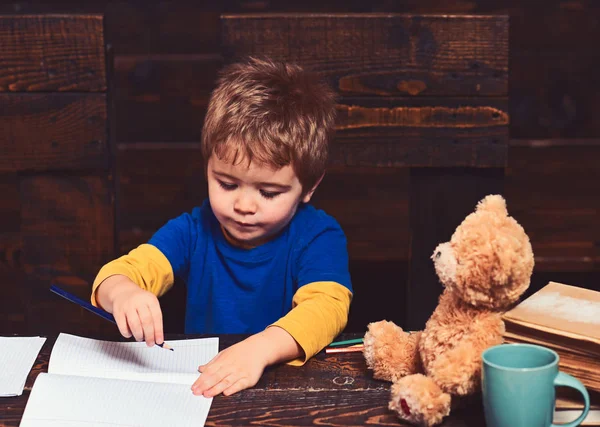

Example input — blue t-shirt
[148,200,352,334]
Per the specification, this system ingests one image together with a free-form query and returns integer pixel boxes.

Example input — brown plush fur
[389,374,451,426]
[363,195,534,426]
[363,321,422,382]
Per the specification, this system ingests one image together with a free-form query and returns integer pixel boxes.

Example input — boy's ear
[302,173,325,203]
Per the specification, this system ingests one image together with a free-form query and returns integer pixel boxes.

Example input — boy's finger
[222,378,249,396]
[198,352,221,372]
[127,311,144,342]
[191,366,225,395]
[202,373,235,398]
[114,311,132,338]
[137,305,155,347]
[150,300,164,345]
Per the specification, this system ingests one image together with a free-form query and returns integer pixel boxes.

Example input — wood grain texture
[506,143,600,272]
[510,50,600,138]
[105,3,221,54]
[19,175,114,281]
[0,174,20,234]
[116,144,206,232]
[337,103,508,130]
[0,175,22,272]
[334,97,508,168]
[312,166,410,260]
[2,1,592,54]
[222,14,508,97]
[0,94,108,171]
[57,1,594,141]
[114,55,509,151]
[0,268,29,335]
[0,232,22,272]
[114,54,222,99]
[113,54,222,143]
[0,11,114,338]
[0,14,106,92]
[2,1,597,138]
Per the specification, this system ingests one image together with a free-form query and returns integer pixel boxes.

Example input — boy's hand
[191,334,269,397]
[96,275,164,347]
[191,327,303,398]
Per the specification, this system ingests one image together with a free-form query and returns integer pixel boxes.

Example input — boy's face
[207,155,317,246]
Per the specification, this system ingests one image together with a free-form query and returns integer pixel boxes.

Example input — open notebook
[20,333,219,427]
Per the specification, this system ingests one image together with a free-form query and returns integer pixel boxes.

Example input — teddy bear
[363,194,534,426]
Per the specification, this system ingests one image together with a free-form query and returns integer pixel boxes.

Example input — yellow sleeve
[91,243,174,306]
[270,281,352,366]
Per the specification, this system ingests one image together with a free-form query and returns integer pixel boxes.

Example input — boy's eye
[260,190,281,199]
[218,180,237,191]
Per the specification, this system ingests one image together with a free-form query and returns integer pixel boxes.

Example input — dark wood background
[1,1,599,337]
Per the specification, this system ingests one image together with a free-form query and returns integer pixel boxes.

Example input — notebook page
[49,333,219,385]
[20,372,212,427]
[0,336,46,396]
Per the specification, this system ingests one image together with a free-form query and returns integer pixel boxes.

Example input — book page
[20,373,212,427]
[503,282,600,343]
[553,409,600,426]
[0,336,46,396]
[49,333,219,385]
[556,387,600,410]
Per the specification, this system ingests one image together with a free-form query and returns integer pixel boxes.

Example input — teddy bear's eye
[435,251,441,259]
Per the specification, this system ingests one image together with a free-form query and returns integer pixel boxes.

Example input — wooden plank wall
[0,15,116,335]
[1,1,599,334]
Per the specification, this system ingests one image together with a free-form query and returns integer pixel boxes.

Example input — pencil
[325,344,364,354]
[50,284,174,351]
[328,338,364,347]
[156,342,174,351]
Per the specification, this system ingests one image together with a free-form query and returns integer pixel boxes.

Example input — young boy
[91,57,353,398]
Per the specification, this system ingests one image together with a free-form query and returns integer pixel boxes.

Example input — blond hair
[201,57,336,193]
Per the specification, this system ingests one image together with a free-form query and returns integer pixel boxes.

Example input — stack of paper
[0,336,46,396]
[503,281,600,392]
[20,333,219,427]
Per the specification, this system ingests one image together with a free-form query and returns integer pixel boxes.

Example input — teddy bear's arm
[363,321,423,382]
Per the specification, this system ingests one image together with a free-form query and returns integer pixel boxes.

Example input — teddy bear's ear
[476,194,508,216]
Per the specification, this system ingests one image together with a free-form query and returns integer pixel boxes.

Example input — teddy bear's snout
[432,242,457,288]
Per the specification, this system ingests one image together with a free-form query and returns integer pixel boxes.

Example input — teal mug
[482,343,590,427]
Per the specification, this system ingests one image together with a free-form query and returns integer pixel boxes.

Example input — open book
[503,281,600,392]
[20,333,219,427]
[503,282,600,352]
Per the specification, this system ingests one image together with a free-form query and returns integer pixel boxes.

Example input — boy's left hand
[191,334,270,397]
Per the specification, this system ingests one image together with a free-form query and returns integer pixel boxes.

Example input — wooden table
[0,334,487,426]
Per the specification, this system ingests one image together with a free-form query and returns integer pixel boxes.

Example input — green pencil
[328,338,364,347]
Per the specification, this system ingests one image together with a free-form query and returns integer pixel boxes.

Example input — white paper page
[49,333,219,385]
[20,373,212,427]
[0,336,46,397]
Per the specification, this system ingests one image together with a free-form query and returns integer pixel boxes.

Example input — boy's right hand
[95,275,164,347]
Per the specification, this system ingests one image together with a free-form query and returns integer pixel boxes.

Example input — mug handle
[551,371,590,427]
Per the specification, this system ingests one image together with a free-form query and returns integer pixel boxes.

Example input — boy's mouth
[234,221,258,228]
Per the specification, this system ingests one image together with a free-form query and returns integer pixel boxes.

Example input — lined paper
[0,336,46,396]
[49,333,219,385]
[20,373,212,427]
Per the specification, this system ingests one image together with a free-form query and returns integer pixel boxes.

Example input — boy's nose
[234,193,257,215]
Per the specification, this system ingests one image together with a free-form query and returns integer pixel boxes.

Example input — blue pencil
[50,284,173,351]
